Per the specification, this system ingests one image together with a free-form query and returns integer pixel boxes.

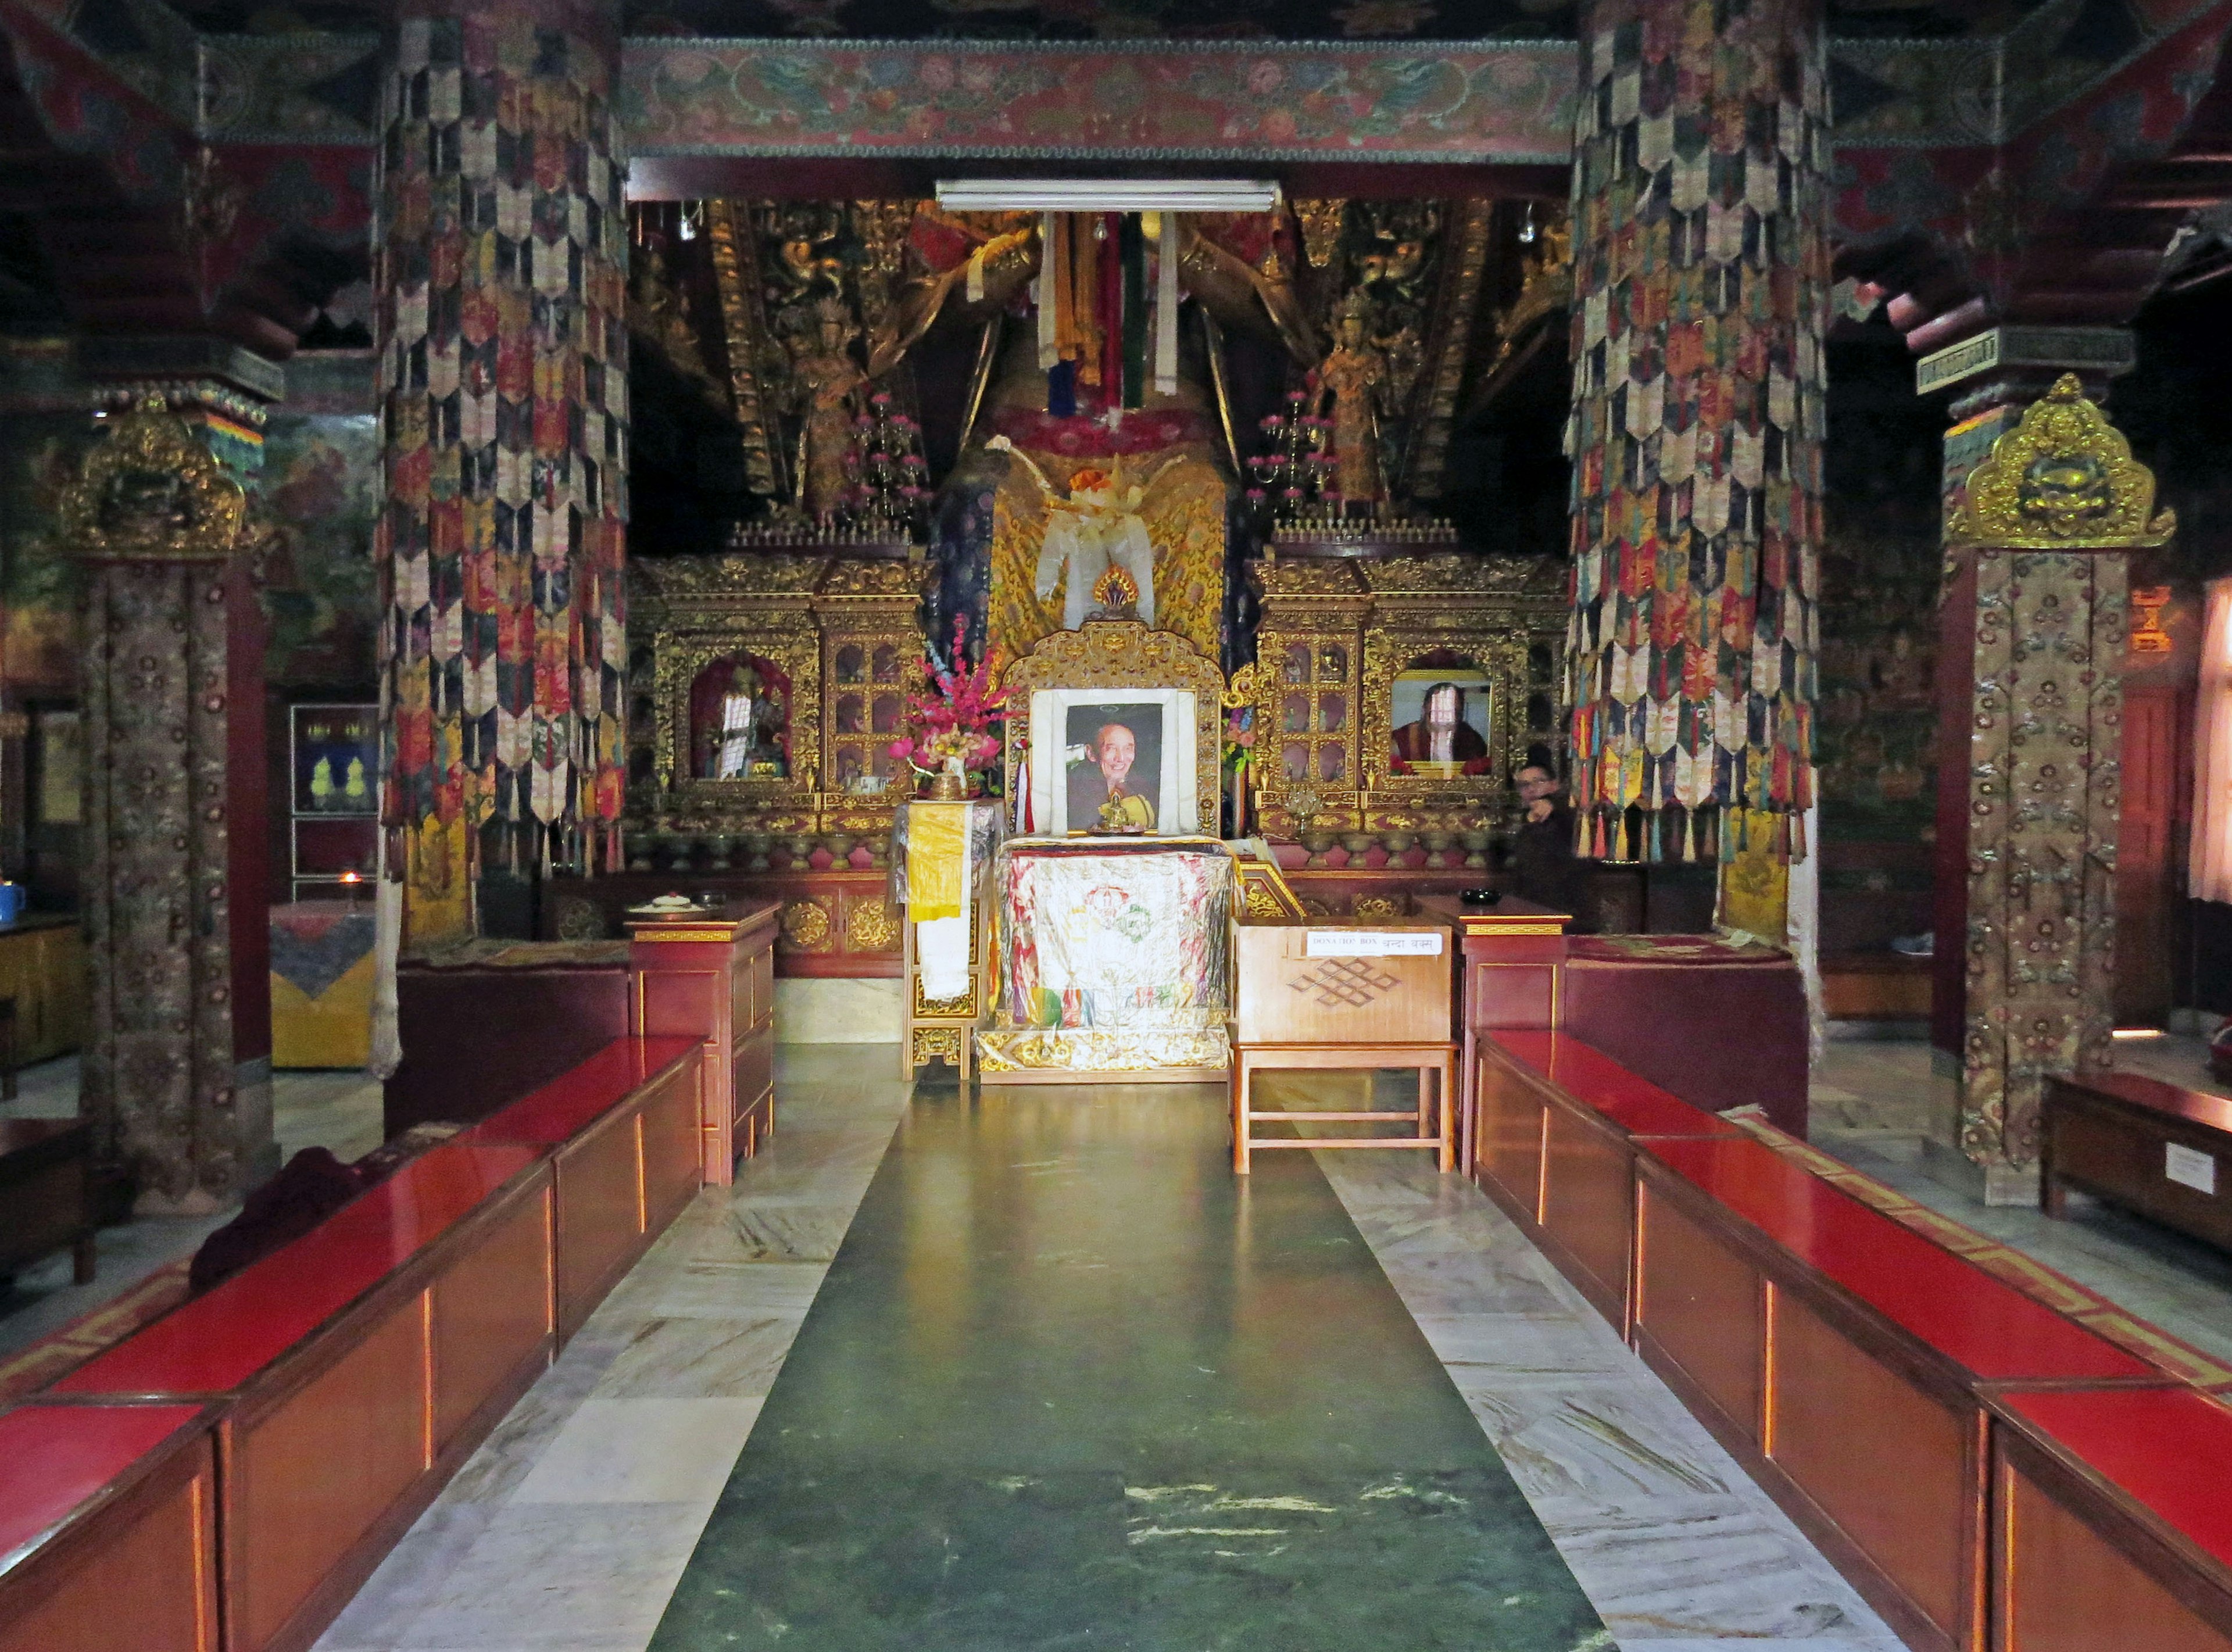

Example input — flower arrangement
[888,616,1008,794]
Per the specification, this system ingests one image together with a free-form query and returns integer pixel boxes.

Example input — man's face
[1426,685,1460,729]
[1096,725,1136,788]
[1516,766,1557,805]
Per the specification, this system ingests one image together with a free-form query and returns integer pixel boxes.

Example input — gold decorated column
[1929,376,2168,1203]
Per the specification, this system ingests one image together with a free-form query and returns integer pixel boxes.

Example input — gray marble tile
[512,1397,761,1506]
[1537,1494,1890,1644]
[375,1501,713,1650]
[1314,1145,1908,1652]
[650,1260,830,1320]
[1414,1314,1641,1383]
[313,1504,500,1650]
[1458,1381,1730,1503]
[588,1315,805,1401]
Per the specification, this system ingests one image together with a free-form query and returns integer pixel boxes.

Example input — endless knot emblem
[1288,957,1401,1009]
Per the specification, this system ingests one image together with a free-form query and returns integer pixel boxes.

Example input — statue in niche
[786,294,869,520]
[1311,292,1391,505]
[691,655,789,780]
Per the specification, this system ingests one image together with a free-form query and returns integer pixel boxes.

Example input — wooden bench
[1473,1032,1741,1334]
[0,1404,217,1652]
[2043,1071,2232,1252]
[0,1118,95,1287]
[1474,1030,2200,1652]
[35,1035,706,1652]
[1988,1388,2232,1652]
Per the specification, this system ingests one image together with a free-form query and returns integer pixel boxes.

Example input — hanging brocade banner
[1564,0,1829,864]
[377,0,629,932]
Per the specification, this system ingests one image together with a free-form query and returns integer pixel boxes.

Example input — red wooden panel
[1999,1453,2232,1652]
[2117,686,2180,1027]
[1493,1032,1744,1139]
[467,1037,701,1148]
[1541,1104,1634,1315]
[1998,1389,2232,1573]
[641,1065,702,1236]
[1637,1184,1763,1443]
[1468,961,1556,1028]
[1641,1138,2154,1382]
[226,1300,428,1652]
[56,1146,536,1397]
[0,1405,207,1564]
[1769,1289,1975,1644]
[0,1422,215,1652]
[556,1113,646,1335]
[430,1189,553,1450]
[1475,1053,1546,1218]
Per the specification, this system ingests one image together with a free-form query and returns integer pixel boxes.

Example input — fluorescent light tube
[935,179,1280,214]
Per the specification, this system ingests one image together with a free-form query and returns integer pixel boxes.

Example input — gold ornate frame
[633,552,925,832]
[1250,552,1566,834]
[1000,618,1226,832]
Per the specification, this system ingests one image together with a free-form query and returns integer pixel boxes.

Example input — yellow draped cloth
[904,801,973,924]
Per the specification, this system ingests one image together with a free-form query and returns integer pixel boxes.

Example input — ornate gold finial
[1087,563,1140,621]
[1947,374,2174,549]
[1292,198,1346,269]
[60,402,245,564]
[1221,660,1258,710]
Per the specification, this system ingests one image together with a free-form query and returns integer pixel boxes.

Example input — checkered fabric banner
[376,0,628,880]
[1565,0,1828,864]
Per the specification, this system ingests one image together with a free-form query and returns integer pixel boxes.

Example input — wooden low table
[0,1117,95,1285]
[1231,1042,1455,1174]
[2043,1070,2232,1250]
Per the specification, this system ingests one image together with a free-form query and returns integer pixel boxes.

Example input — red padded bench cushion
[0,1403,207,1565]
[1491,1030,1746,1139]
[466,1036,702,1147]
[55,1143,538,1398]
[1643,1135,2157,1383]
[1998,1388,2232,1572]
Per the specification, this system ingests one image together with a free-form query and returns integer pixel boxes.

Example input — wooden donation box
[1230,918,1456,1173]
[627,905,778,1185]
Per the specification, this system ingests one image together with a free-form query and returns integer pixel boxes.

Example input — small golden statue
[1311,292,1390,506]
[788,294,870,521]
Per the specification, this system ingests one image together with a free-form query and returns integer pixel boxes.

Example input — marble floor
[1809,1032,2232,1369]
[0,1057,385,1359]
[315,1052,1904,1652]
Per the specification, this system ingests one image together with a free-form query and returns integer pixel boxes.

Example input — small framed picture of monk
[1026,688,1198,835]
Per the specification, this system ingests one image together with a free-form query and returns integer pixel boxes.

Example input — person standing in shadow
[1508,761,1586,925]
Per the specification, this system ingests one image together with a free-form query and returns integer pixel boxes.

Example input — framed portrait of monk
[1027,688,1200,835]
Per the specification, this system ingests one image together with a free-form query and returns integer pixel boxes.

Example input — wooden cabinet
[0,916,84,1065]
[628,906,779,1185]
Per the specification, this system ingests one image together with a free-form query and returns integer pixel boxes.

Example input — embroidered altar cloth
[977,837,1233,1074]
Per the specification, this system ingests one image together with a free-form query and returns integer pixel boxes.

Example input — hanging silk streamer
[1156,210,1180,395]
[1036,211,1058,371]
[1070,215,1101,388]
[1119,213,1146,409]
[1099,211,1122,399]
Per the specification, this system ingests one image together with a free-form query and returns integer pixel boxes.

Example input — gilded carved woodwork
[997,617,1228,829]
[60,401,246,563]
[706,199,787,500]
[1250,553,1565,836]
[631,553,924,836]
[1947,376,2174,550]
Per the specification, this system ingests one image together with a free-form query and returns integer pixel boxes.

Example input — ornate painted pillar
[375,0,629,945]
[65,399,274,1214]
[1925,375,2166,1202]
[1565,0,1831,938]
